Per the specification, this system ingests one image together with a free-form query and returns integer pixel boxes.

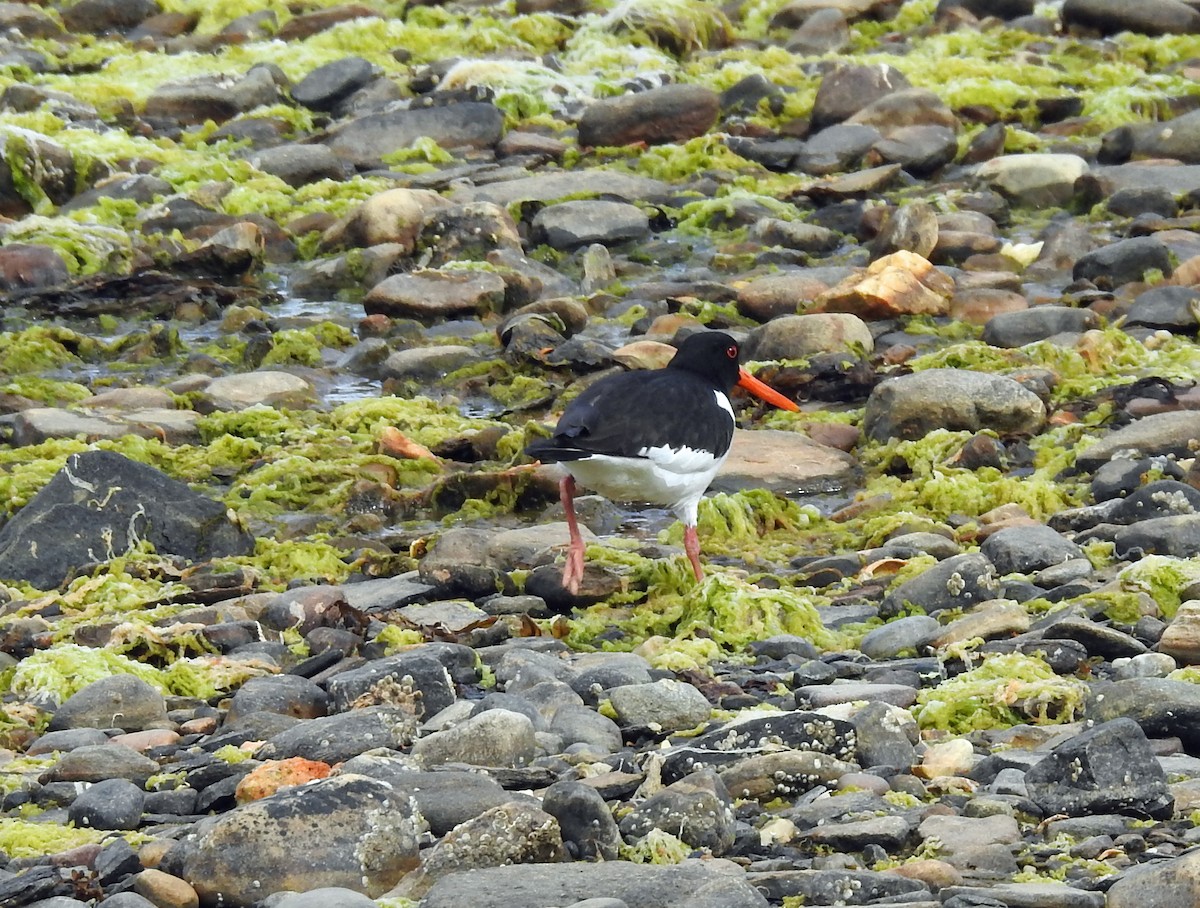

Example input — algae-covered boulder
[0,449,255,589]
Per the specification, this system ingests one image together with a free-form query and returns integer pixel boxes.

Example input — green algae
[6,644,169,703]
[259,328,328,368]
[858,429,1086,527]
[225,537,354,588]
[0,376,91,405]
[3,214,134,274]
[660,490,823,565]
[0,817,115,858]
[619,828,691,864]
[373,624,427,654]
[569,568,838,664]
[914,652,1088,733]
[1119,556,1200,621]
[213,743,253,764]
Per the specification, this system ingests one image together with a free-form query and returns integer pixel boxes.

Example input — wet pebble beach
[3,0,1200,906]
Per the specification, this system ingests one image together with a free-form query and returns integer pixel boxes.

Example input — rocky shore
[3,0,1200,906]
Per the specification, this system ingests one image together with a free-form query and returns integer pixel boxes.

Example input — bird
[525,330,799,594]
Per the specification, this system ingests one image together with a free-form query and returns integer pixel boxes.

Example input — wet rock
[606,679,711,732]
[204,371,313,410]
[1124,285,1200,332]
[818,251,954,319]
[419,861,768,908]
[0,127,78,216]
[1073,236,1173,289]
[339,758,510,836]
[225,675,329,723]
[863,369,1047,442]
[1109,480,1200,523]
[412,709,539,767]
[784,6,849,52]
[938,0,1035,19]
[974,154,1089,207]
[860,615,939,660]
[745,313,874,359]
[396,801,563,899]
[67,778,145,830]
[541,780,621,861]
[273,889,378,908]
[715,429,858,495]
[1025,717,1173,818]
[980,525,1085,574]
[291,55,378,112]
[1062,0,1200,35]
[794,122,881,174]
[257,706,421,763]
[619,769,736,854]
[721,748,857,801]
[1157,601,1200,663]
[454,171,673,208]
[325,651,459,715]
[752,869,929,905]
[1115,514,1200,558]
[422,201,523,265]
[48,674,170,731]
[167,774,424,904]
[532,200,650,249]
[1106,847,1200,907]
[850,701,918,769]
[380,344,477,380]
[0,2,63,37]
[144,69,281,126]
[872,125,958,177]
[578,84,719,148]
[881,552,1001,618]
[60,0,159,33]
[42,743,160,784]
[324,102,505,167]
[870,200,939,259]
[0,243,70,291]
[811,63,912,130]
[364,268,507,321]
[247,144,347,187]
[0,450,254,589]
[981,306,1099,347]
[1077,411,1200,471]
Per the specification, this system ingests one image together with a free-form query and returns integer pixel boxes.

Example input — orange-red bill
[737,367,798,411]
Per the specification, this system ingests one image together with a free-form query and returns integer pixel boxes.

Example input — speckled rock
[168,774,425,905]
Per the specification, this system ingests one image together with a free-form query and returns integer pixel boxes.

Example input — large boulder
[0,450,255,589]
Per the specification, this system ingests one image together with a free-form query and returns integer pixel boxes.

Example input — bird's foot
[562,543,586,595]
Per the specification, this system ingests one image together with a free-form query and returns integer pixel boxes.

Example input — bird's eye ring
[726,344,738,359]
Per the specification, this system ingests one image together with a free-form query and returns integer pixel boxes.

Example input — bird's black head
[667,331,742,390]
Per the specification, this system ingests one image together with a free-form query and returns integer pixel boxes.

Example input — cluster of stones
[5,0,1200,906]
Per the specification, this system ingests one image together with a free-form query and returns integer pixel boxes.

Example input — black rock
[67,777,145,830]
[880,552,1001,618]
[542,779,621,860]
[980,525,1085,574]
[292,56,379,112]
[0,450,254,589]
[1025,717,1173,818]
[1072,236,1173,289]
[1109,479,1200,523]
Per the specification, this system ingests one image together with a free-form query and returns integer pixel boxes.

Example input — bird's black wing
[525,369,734,463]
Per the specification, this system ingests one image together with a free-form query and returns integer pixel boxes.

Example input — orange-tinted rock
[235,757,333,803]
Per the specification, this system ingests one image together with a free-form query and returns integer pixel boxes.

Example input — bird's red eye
[726,345,738,359]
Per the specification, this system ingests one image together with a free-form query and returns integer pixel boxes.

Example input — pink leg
[683,524,704,583]
[560,475,586,594]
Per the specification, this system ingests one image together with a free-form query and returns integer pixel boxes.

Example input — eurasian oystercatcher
[525,330,799,593]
